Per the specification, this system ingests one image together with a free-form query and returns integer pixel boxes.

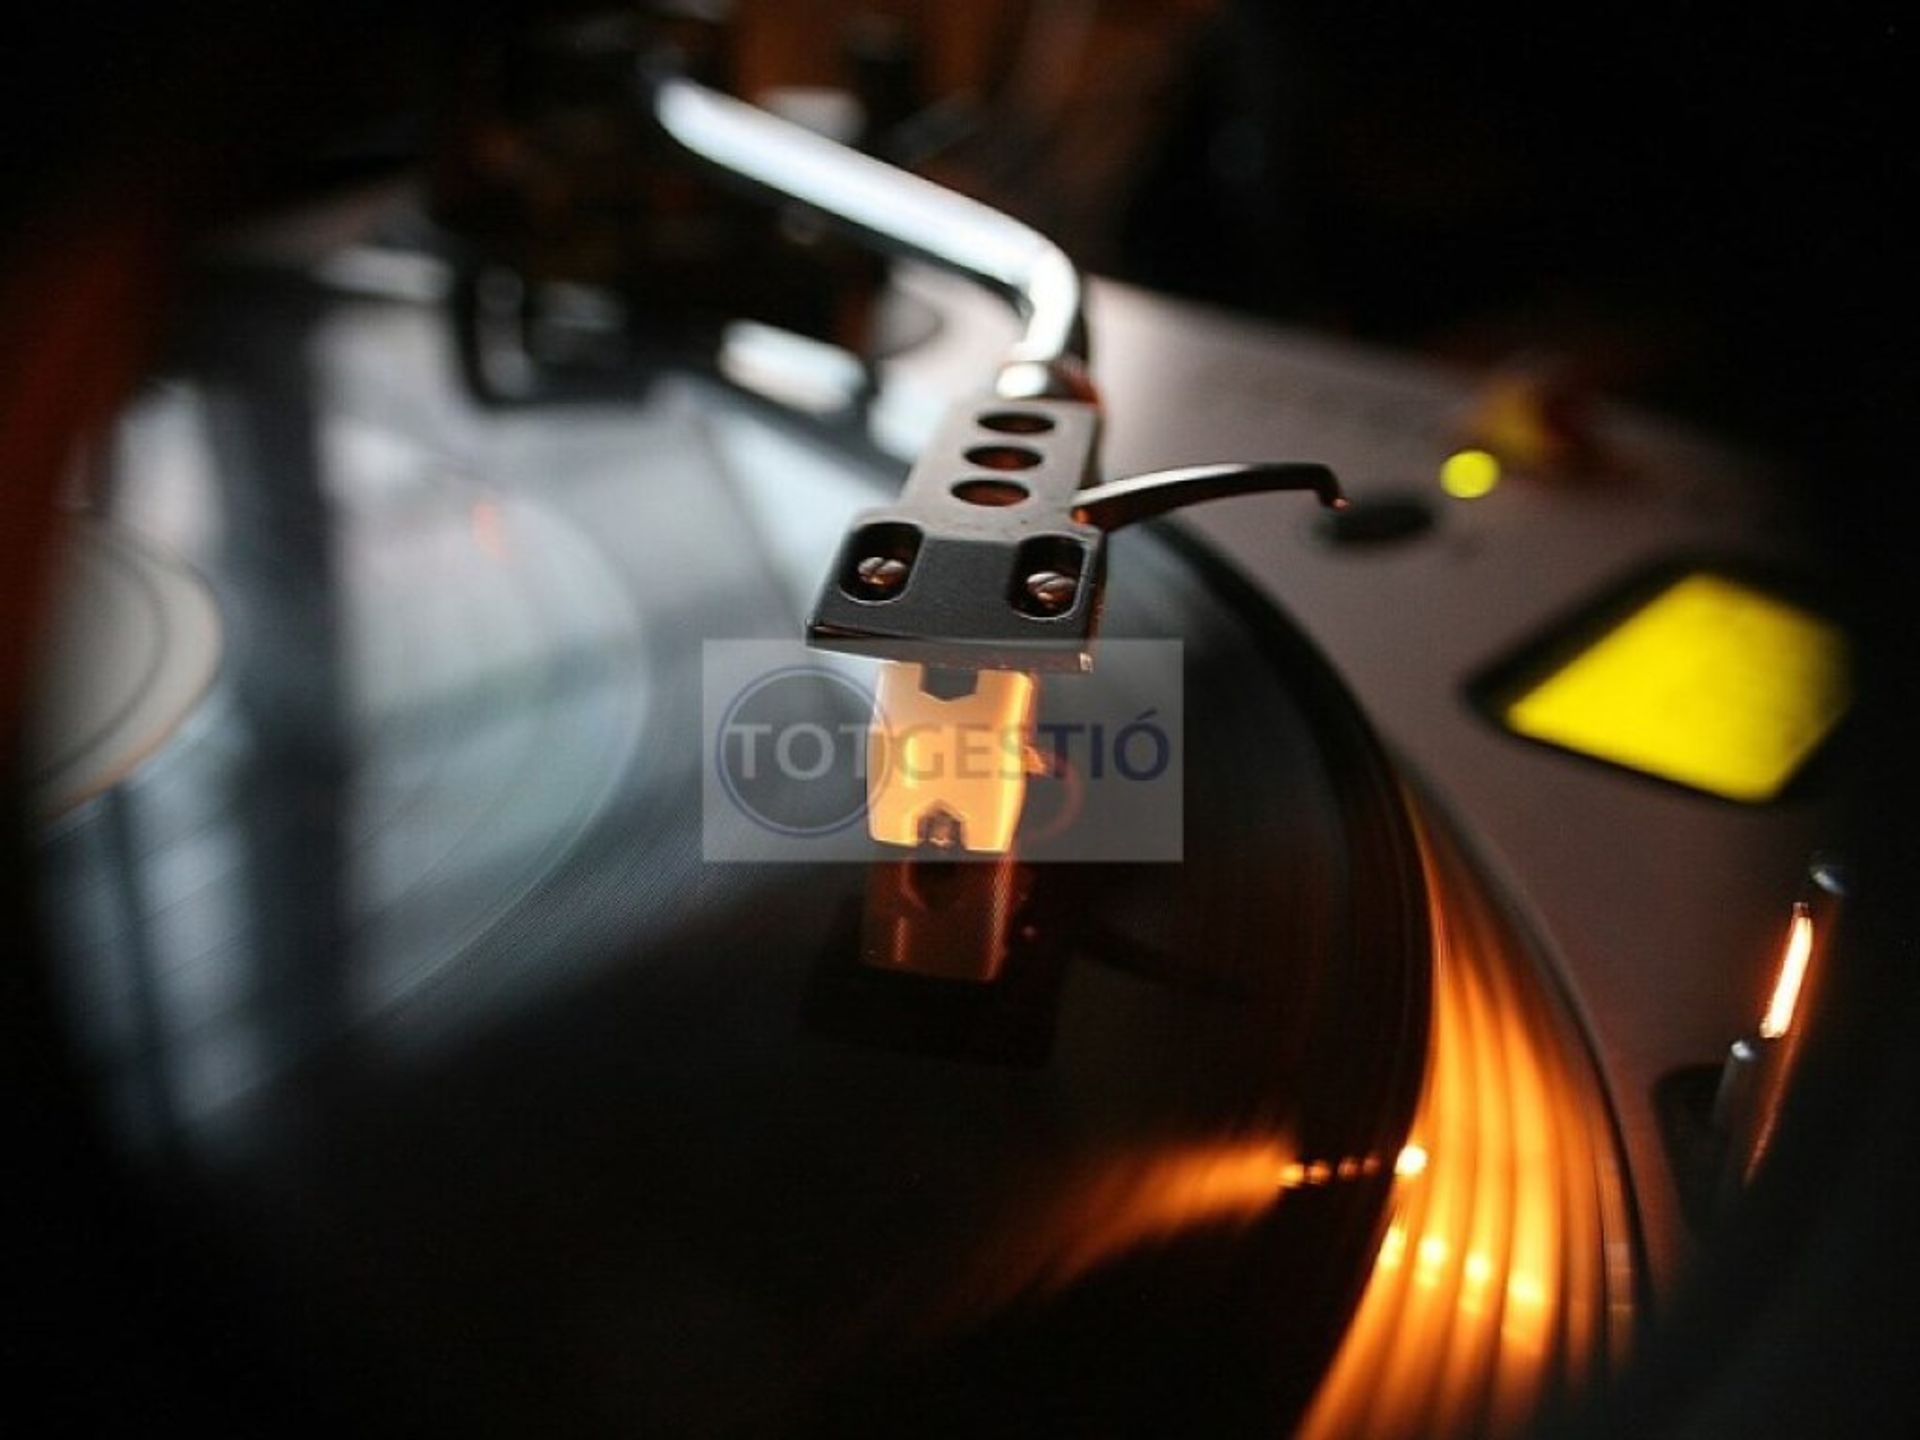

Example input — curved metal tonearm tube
[648,76,1091,402]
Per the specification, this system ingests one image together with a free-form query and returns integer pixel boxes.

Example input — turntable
[3,8,1878,1437]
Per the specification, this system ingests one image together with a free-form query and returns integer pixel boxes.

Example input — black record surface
[35,269,1429,1436]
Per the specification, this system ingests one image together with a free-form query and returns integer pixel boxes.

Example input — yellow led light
[1502,574,1849,803]
[1439,449,1502,499]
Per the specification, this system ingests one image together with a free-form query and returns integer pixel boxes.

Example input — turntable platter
[36,271,1430,1434]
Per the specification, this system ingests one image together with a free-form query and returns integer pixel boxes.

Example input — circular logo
[715,665,888,837]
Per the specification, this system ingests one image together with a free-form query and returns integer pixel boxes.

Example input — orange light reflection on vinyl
[898,1139,1302,1343]
[1298,813,1635,1440]
[1036,1140,1295,1288]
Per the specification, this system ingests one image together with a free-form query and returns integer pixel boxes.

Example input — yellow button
[1501,574,1850,802]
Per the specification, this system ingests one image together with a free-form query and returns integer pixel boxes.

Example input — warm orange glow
[843,1139,1303,1348]
[868,662,1036,853]
[1280,1153,1383,1193]
[899,1139,1295,1339]
[1297,811,1635,1440]
[1760,902,1814,1040]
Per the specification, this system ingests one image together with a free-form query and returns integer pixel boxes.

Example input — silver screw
[1024,570,1077,612]
[855,555,910,594]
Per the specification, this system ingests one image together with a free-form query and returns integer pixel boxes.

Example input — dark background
[3,2,1913,1431]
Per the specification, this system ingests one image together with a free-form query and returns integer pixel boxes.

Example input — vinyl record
[34,268,1429,1435]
